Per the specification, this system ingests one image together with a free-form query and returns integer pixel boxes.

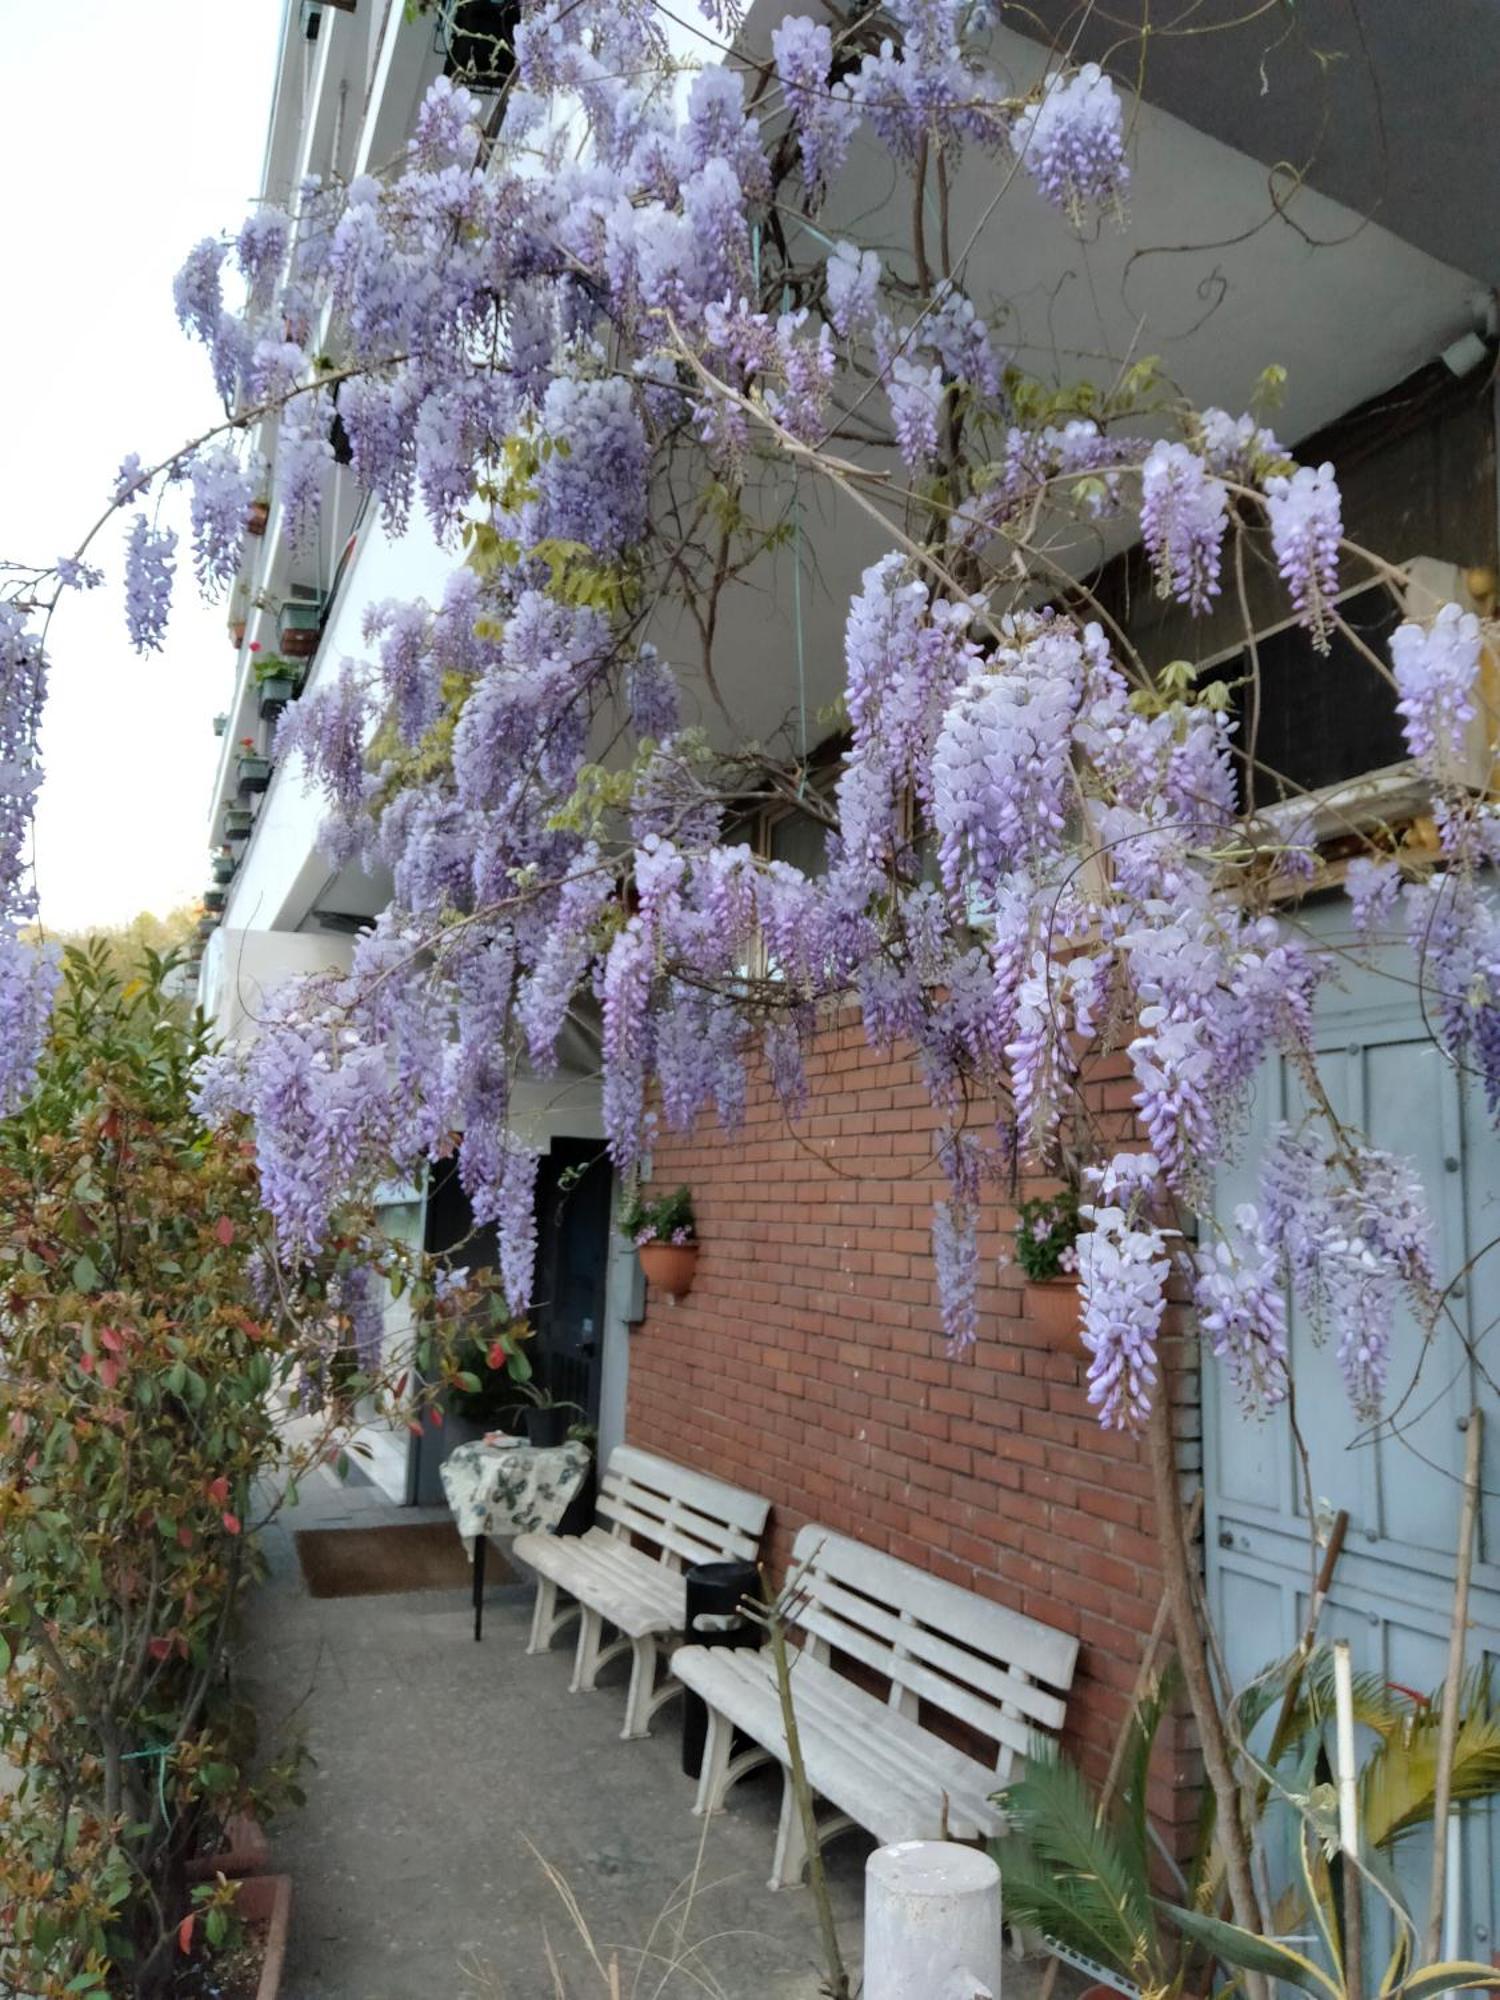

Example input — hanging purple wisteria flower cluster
[5,0,1495,1441]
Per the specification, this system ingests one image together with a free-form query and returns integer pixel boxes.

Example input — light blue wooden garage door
[1207,911,1499,1963]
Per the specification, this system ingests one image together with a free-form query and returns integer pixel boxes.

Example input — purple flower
[1194,1203,1289,1416]
[123,515,177,653]
[1013,63,1129,221]
[886,354,944,469]
[628,645,680,743]
[339,1263,386,1374]
[1076,1199,1168,1430]
[536,375,647,556]
[1265,462,1341,649]
[188,447,254,595]
[112,453,150,509]
[55,557,102,591]
[1345,855,1402,934]
[1140,442,1226,611]
[772,15,859,201]
[933,1197,979,1353]
[411,75,481,170]
[1391,603,1482,767]
[826,242,882,339]
[0,928,59,1117]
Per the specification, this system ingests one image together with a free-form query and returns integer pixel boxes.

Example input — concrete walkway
[240,1464,889,1998]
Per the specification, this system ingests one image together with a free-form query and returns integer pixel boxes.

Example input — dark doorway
[529,1139,612,1430]
[407,1139,612,1504]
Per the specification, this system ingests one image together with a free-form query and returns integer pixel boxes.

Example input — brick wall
[625,1006,1202,1840]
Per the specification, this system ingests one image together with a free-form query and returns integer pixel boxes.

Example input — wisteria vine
[4,0,1496,1452]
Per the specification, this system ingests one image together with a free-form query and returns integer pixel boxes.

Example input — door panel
[1207,907,1500,1965]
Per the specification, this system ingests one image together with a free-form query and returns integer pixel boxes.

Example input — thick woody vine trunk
[1144,1382,1266,1989]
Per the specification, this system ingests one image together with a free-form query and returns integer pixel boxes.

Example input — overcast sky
[2,1,283,932]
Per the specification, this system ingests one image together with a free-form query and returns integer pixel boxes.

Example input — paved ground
[242,1465,851,1998]
[241,1464,1051,1999]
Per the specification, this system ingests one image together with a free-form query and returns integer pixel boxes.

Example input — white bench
[671,1523,1079,1888]
[512,1445,770,1741]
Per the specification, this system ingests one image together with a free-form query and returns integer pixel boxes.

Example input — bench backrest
[786,1525,1078,1784]
[597,1446,769,1571]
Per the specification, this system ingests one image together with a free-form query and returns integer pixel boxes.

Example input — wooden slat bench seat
[511,1445,770,1741]
[671,1523,1079,1888]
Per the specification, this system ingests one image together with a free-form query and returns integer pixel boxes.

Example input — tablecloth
[439,1436,591,1544]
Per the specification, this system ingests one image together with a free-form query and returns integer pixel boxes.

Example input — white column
[863,1841,1002,2000]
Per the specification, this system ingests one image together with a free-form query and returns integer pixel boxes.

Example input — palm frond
[1360,1673,1500,1849]
[995,1746,1158,1980]
[993,1841,1158,1984]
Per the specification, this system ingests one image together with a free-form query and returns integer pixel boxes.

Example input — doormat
[294,1522,510,1600]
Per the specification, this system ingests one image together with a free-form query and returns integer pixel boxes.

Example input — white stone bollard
[863,1840,1003,2000]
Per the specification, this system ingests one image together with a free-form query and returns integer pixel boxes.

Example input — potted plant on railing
[204,887,227,914]
[223,803,254,843]
[245,494,271,538]
[252,649,304,718]
[236,736,272,797]
[212,851,236,886]
[621,1185,699,1300]
[1015,1184,1081,1340]
[275,595,324,660]
[213,711,229,738]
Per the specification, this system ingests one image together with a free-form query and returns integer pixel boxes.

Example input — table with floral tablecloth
[440,1436,592,1640]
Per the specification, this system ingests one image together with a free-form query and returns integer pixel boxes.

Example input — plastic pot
[1024,1275,1080,1343]
[212,856,236,885]
[257,674,298,716]
[223,806,254,841]
[237,754,272,796]
[204,888,227,913]
[638,1241,698,1299]
[276,599,323,659]
[523,1404,572,1449]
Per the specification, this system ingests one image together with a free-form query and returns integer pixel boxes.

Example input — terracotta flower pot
[1024,1274,1080,1342]
[245,499,270,537]
[186,1810,270,1883]
[231,1873,292,2000]
[638,1241,698,1299]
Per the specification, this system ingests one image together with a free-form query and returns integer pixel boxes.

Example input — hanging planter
[204,887,227,913]
[230,619,246,650]
[255,654,304,718]
[276,597,323,660]
[212,854,236,885]
[223,804,254,842]
[1015,1188,1083,1345]
[620,1185,699,1301]
[638,1240,698,1299]
[212,712,229,737]
[1024,1275,1081,1343]
[245,498,270,537]
[237,745,272,796]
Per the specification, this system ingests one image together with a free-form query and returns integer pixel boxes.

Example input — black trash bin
[681,1559,763,1779]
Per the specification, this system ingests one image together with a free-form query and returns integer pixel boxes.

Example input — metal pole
[864,1841,1002,2000]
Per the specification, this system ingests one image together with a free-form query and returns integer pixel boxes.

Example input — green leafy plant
[0,945,512,1996]
[618,1184,696,1247]
[996,1652,1500,2000]
[249,650,303,690]
[1014,1186,1080,1281]
[446,1323,534,1423]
